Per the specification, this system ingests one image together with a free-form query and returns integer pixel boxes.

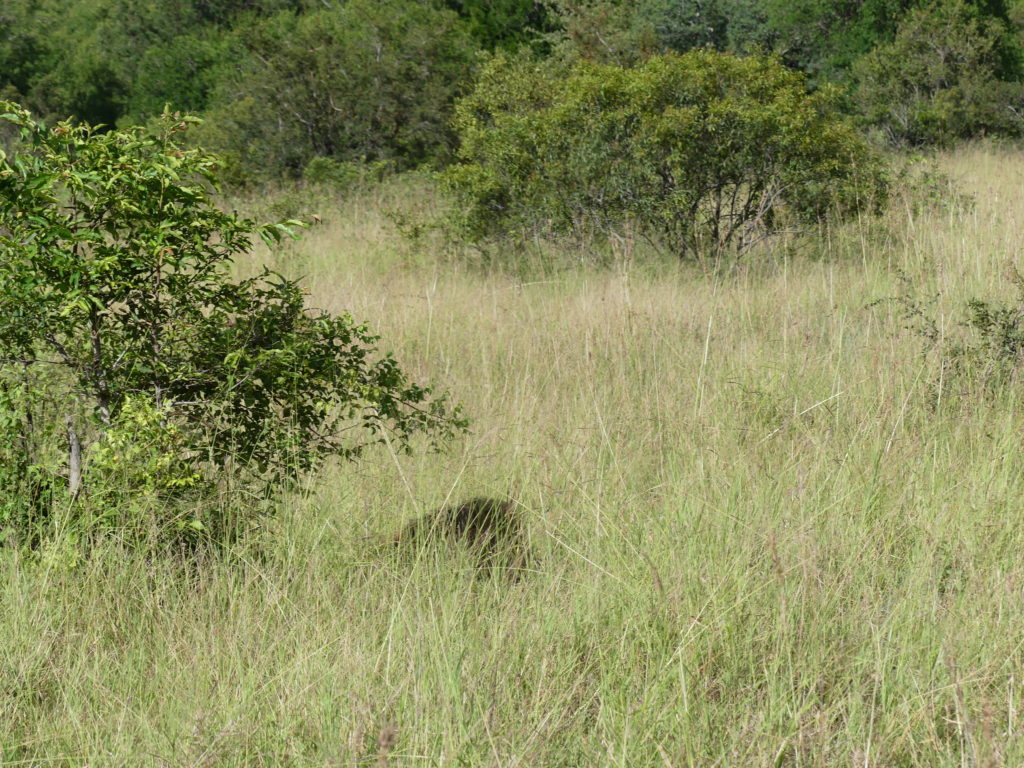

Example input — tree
[0,0,314,130]
[854,0,1024,146]
[444,51,886,258]
[542,0,921,81]
[0,0,44,104]
[637,0,730,53]
[196,0,477,182]
[441,0,554,50]
[126,33,227,121]
[543,0,657,64]
[0,101,464,545]
[748,0,916,82]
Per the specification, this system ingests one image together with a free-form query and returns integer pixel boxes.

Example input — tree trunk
[66,415,82,499]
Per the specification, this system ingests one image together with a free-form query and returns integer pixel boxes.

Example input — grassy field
[5,144,1024,766]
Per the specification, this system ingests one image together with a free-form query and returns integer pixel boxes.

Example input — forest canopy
[4,0,1024,182]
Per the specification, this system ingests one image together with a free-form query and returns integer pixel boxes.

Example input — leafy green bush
[444,50,886,259]
[0,101,465,549]
[78,395,209,541]
[301,156,391,192]
[854,0,1024,146]
[954,294,1024,388]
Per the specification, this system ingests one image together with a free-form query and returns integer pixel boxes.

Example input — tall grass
[4,144,1024,766]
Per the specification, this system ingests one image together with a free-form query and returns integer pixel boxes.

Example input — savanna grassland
[5,144,1024,766]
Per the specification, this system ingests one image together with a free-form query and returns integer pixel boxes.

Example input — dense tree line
[3,0,1024,182]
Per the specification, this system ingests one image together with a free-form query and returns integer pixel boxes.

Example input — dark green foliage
[196,0,477,182]
[0,0,241,126]
[126,34,227,121]
[0,102,465,546]
[441,0,553,49]
[547,0,1021,91]
[751,0,918,82]
[0,1,421,132]
[0,0,44,102]
[854,0,1024,146]
[188,0,312,24]
[444,51,886,258]
[638,0,730,53]
[545,0,921,79]
[543,0,655,64]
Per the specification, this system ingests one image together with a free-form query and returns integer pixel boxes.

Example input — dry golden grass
[5,144,1024,765]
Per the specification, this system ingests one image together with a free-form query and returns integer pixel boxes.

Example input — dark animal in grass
[390,497,531,574]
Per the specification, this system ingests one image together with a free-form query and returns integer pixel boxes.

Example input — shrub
[77,395,208,541]
[444,50,886,259]
[302,156,390,193]
[890,267,1024,402]
[954,295,1024,388]
[0,101,465,549]
[853,0,1024,146]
